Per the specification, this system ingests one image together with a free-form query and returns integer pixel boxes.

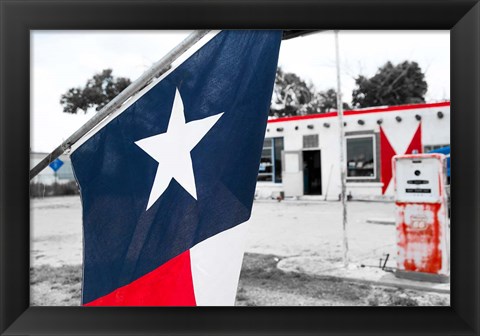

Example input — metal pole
[334,30,349,267]
[30,30,211,180]
[323,163,334,201]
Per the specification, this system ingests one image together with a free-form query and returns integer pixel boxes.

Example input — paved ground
[31,196,83,267]
[31,196,398,269]
[246,199,397,268]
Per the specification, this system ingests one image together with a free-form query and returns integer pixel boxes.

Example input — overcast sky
[31,30,449,153]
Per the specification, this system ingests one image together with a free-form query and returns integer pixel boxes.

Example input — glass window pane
[262,148,272,157]
[274,138,284,183]
[259,158,273,174]
[259,138,273,177]
[346,137,375,178]
[257,174,273,182]
[263,138,273,148]
[258,137,284,183]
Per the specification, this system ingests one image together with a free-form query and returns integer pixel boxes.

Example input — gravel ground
[30,195,449,306]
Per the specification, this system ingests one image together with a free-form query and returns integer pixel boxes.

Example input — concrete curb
[366,217,395,225]
[323,273,450,294]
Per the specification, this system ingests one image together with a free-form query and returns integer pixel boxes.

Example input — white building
[256,101,450,200]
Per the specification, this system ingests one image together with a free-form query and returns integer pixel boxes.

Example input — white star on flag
[135,89,223,210]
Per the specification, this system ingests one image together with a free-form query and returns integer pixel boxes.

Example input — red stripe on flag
[84,250,197,306]
[380,126,396,195]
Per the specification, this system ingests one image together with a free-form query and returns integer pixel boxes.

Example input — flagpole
[30,30,211,180]
[334,30,349,267]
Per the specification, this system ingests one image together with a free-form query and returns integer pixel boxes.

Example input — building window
[303,134,319,149]
[346,135,376,179]
[258,137,284,183]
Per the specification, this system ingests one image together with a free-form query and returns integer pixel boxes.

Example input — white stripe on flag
[190,222,249,306]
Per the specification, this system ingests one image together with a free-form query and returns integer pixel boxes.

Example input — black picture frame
[1,0,479,335]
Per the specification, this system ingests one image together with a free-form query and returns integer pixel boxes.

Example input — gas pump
[392,154,450,283]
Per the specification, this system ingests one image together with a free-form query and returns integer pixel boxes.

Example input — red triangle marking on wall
[380,126,397,195]
[405,123,423,155]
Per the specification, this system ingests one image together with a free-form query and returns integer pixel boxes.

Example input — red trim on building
[267,101,450,124]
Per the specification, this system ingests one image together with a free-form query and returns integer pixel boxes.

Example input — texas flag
[70,31,282,306]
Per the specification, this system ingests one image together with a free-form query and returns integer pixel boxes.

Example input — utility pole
[334,30,349,267]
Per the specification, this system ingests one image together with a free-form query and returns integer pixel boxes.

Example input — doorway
[303,150,322,195]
